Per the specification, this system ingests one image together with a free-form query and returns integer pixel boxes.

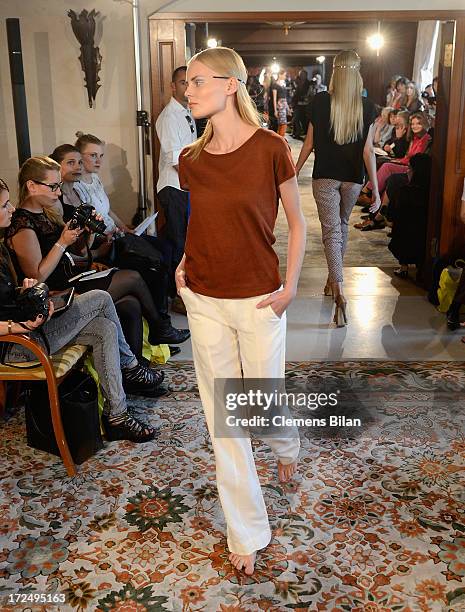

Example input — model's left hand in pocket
[256,288,294,318]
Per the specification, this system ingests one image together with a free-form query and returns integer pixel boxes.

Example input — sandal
[361,220,386,231]
[122,362,165,397]
[323,279,333,296]
[103,412,159,443]
[354,219,371,229]
[356,192,372,206]
[333,295,348,327]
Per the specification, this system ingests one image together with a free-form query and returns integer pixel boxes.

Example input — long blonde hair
[18,156,64,227]
[329,50,364,145]
[184,47,261,160]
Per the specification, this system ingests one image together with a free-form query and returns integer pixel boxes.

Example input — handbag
[49,249,93,288]
[437,259,465,313]
[25,370,103,464]
[111,234,164,273]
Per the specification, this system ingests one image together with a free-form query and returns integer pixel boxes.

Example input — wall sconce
[68,9,102,108]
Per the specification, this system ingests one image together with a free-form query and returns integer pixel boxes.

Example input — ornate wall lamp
[67,9,102,108]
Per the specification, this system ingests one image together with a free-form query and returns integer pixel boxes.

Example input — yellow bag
[437,259,465,313]
[142,319,170,364]
[84,355,105,418]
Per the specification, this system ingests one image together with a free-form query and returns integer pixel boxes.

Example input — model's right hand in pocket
[175,266,187,293]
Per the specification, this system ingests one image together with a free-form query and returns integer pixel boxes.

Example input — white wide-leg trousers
[181,286,300,555]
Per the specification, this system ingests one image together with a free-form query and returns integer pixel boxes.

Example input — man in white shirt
[156,66,197,284]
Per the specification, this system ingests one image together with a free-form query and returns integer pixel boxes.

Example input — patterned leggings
[312,178,363,284]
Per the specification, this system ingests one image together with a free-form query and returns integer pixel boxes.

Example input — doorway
[149,11,465,285]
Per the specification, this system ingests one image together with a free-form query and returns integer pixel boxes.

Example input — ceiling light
[367,33,384,50]
[316,55,326,63]
[207,38,218,48]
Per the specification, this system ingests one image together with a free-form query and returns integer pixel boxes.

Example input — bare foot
[229,551,256,575]
[278,459,298,483]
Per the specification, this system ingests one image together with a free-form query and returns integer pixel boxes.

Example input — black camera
[69,204,106,235]
[9,283,49,323]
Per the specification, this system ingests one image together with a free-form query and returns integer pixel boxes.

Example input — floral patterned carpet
[1,361,465,612]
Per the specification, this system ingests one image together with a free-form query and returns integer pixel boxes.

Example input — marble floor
[171,138,463,362]
[172,266,464,362]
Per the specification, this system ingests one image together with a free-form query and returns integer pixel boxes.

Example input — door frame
[149,10,465,275]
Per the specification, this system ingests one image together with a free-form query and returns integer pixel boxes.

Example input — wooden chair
[0,334,88,477]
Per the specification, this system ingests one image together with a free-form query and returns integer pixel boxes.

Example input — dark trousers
[157,186,189,272]
[453,271,465,306]
[292,105,308,138]
[141,234,176,300]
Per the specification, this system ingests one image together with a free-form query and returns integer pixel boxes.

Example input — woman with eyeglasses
[0,178,157,443]
[5,156,185,385]
[177,47,306,575]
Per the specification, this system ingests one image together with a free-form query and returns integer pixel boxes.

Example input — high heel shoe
[333,295,348,327]
[323,281,333,297]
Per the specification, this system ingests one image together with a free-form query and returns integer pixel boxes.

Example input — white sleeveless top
[74,174,116,232]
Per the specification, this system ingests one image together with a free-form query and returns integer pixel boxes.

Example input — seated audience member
[446,178,465,333]
[358,112,431,201]
[386,75,401,107]
[391,77,408,110]
[354,170,411,232]
[6,156,189,372]
[0,178,157,442]
[380,111,409,161]
[388,154,432,279]
[424,83,435,100]
[71,134,187,324]
[405,81,423,112]
[71,133,130,234]
[373,107,395,148]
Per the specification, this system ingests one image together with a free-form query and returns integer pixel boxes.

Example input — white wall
[0,0,141,220]
[1,0,462,219]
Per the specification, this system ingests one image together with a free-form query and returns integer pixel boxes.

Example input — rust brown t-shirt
[178,128,296,299]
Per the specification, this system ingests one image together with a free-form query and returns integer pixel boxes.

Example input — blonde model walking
[176,47,306,575]
[295,50,381,326]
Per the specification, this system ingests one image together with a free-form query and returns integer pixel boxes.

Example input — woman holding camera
[0,178,157,443]
[5,157,188,388]
[50,146,189,357]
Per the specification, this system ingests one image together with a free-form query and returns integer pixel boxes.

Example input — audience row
[0,132,193,444]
